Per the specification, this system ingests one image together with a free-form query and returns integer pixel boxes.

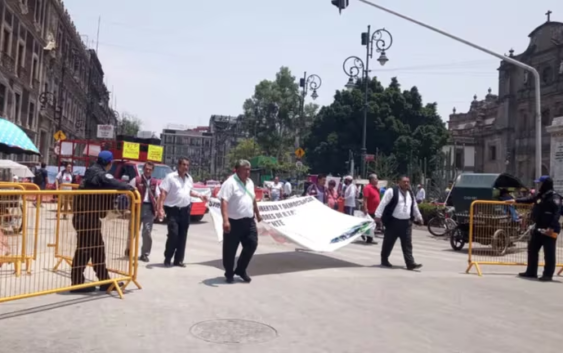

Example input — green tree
[241,67,319,159]
[226,138,262,167]
[304,76,447,176]
[118,112,143,136]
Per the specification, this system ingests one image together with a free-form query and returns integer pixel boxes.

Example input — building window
[31,56,38,82]
[34,0,42,23]
[2,28,12,56]
[0,84,6,116]
[28,102,35,128]
[542,67,553,85]
[16,41,24,73]
[489,145,497,161]
[15,93,21,123]
[542,109,551,126]
[455,149,463,169]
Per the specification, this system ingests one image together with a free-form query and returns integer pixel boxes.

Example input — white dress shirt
[375,187,422,221]
[283,182,292,196]
[217,175,255,220]
[130,176,161,203]
[159,172,194,208]
[344,183,357,207]
[416,188,426,202]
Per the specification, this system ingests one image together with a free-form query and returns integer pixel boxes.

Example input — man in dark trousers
[512,176,561,282]
[218,159,262,283]
[375,176,423,270]
[70,151,134,293]
[157,157,207,267]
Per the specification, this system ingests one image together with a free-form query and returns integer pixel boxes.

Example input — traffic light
[331,0,349,14]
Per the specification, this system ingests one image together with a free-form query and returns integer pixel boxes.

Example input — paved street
[1,215,562,353]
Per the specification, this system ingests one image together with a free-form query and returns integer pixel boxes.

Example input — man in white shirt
[343,176,357,215]
[375,176,423,270]
[157,157,207,268]
[416,184,426,204]
[269,176,283,201]
[217,159,262,284]
[283,179,292,199]
[126,162,160,262]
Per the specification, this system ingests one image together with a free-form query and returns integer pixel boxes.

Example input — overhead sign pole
[347,0,543,180]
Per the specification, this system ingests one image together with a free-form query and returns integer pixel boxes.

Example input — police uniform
[516,176,561,281]
[71,151,134,292]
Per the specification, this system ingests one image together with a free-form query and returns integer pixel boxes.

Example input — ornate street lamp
[342,26,393,178]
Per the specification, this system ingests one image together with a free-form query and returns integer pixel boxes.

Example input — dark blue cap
[98,150,114,163]
[534,175,550,183]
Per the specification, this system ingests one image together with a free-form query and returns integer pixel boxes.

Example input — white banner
[208,196,374,252]
[97,125,115,139]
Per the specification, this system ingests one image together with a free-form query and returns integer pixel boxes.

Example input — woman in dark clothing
[513,176,561,281]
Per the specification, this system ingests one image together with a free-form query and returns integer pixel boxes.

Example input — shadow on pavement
[0,296,109,321]
[196,251,363,277]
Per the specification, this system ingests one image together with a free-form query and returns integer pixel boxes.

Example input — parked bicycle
[427,204,457,237]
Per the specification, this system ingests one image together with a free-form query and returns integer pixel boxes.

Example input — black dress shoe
[235,271,252,283]
[539,276,553,282]
[164,260,172,268]
[225,277,234,284]
[139,254,149,263]
[70,286,97,294]
[99,282,124,292]
[174,262,187,268]
[518,272,537,279]
[407,263,423,271]
[381,261,393,268]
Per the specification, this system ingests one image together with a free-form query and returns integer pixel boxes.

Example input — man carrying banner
[217,159,263,284]
[375,176,423,270]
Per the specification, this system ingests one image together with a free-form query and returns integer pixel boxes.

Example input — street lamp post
[297,72,322,149]
[342,26,393,178]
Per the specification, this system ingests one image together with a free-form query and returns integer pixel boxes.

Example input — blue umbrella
[0,118,40,156]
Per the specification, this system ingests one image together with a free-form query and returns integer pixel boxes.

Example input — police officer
[513,176,561,282]
[70,150,134,293]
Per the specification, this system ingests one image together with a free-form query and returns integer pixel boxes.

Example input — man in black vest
[374,176,423,270]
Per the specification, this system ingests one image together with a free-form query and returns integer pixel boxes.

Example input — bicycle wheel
[427,216,448,236]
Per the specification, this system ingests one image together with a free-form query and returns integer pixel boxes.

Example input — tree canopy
[241,67,319,160]
[303,76,447,179]
[118,112,143,137]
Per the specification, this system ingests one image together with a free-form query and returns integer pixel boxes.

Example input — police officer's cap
[98,150,114,164]
[535,175,550,183]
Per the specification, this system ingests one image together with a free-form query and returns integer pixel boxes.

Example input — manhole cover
[190,319,278,344]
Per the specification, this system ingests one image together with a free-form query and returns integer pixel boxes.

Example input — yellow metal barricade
[0,189,142,303]
[0,184,31,276]
[466,200,563,276]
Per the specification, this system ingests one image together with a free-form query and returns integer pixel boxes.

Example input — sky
[64,0,563,134]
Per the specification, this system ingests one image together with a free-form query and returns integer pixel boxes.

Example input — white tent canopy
[0,160,34,178]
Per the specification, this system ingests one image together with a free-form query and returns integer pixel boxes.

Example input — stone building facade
[0,0,111,164]
[447,15,563,185]
[160,126,213,180]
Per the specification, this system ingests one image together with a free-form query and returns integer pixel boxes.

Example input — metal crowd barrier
[466,200,563,276]
[0,188,142,303]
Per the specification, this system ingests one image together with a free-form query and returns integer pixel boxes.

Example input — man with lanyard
[126,161,160,262]
[157,157,207,268]
[218,159,263,283]
[375,175,423,271]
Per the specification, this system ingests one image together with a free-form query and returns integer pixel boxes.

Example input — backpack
[33,168,45,186]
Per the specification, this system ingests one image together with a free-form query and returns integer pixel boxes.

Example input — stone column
[546,116,563,194]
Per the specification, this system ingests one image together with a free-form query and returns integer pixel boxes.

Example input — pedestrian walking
[307,174,327,204]
[416,184,426,204]
[327,180,339,210]
[70,151,134,293]
[157,157,207,268]
[343,176,357,215]
[512,176,561,282]
[126,161,160,262]
[56,162,75,219]
[218,159,262,283]
[283,179,292,199]
[375,176,423,270]
[362,174,380,244]
[32,162,47,207]
[269,176,283,201]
